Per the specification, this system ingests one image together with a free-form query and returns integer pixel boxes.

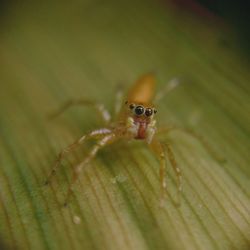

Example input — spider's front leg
[147,121,182,205]
[148,137,168,204]
[145,121,167,201]
[164,142,182,194]
[64,133,117,206]
[44,128,112,185]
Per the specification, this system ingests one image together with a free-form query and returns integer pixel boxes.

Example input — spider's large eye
[145,108,153,117]
[134,105,144,115]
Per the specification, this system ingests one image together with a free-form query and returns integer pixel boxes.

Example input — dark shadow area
[198,0,250,59]
[0,0,14,19]
[171,0,250,60]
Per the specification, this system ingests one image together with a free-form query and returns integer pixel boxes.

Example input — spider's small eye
[134,105,144,115]
[145,108,153,117]
[129,103,135,109]
[125,101,128,105]
[154,109,157,114]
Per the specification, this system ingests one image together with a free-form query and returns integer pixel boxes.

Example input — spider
[45,73,219,206]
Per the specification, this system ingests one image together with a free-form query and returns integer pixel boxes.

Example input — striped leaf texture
[0,1,249,250]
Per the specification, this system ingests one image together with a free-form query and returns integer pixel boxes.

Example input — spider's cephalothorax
[125,102,157,143]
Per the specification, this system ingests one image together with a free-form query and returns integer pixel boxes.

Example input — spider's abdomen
[127,73,156,105]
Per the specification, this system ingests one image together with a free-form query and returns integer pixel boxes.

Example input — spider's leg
[148,138,168,205]
[48,99,111,124]
[64,133,116,206]
[158,125,226,163]
[164,143,182,202]
[154,77,180,103]
[113,84,125,118]
[44,128,112,185]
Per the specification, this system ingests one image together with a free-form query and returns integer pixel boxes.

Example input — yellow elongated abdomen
[127,73,156,105]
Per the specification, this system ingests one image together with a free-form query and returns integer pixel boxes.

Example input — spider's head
[124,101,157,120]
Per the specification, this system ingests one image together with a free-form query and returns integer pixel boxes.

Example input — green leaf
[0,1,250,250]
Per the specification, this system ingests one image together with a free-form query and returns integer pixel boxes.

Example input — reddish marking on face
[136,122,147,139]
[133,116,149,140]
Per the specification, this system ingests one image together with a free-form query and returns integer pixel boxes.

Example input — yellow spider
[45,73,219,206]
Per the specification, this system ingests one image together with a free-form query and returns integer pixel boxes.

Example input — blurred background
[172,0,250,56]
[0,1,249,250]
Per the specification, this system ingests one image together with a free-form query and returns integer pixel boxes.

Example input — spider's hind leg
[114,84,125,117]
[154,77,180,103]
[48,99,111,124]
